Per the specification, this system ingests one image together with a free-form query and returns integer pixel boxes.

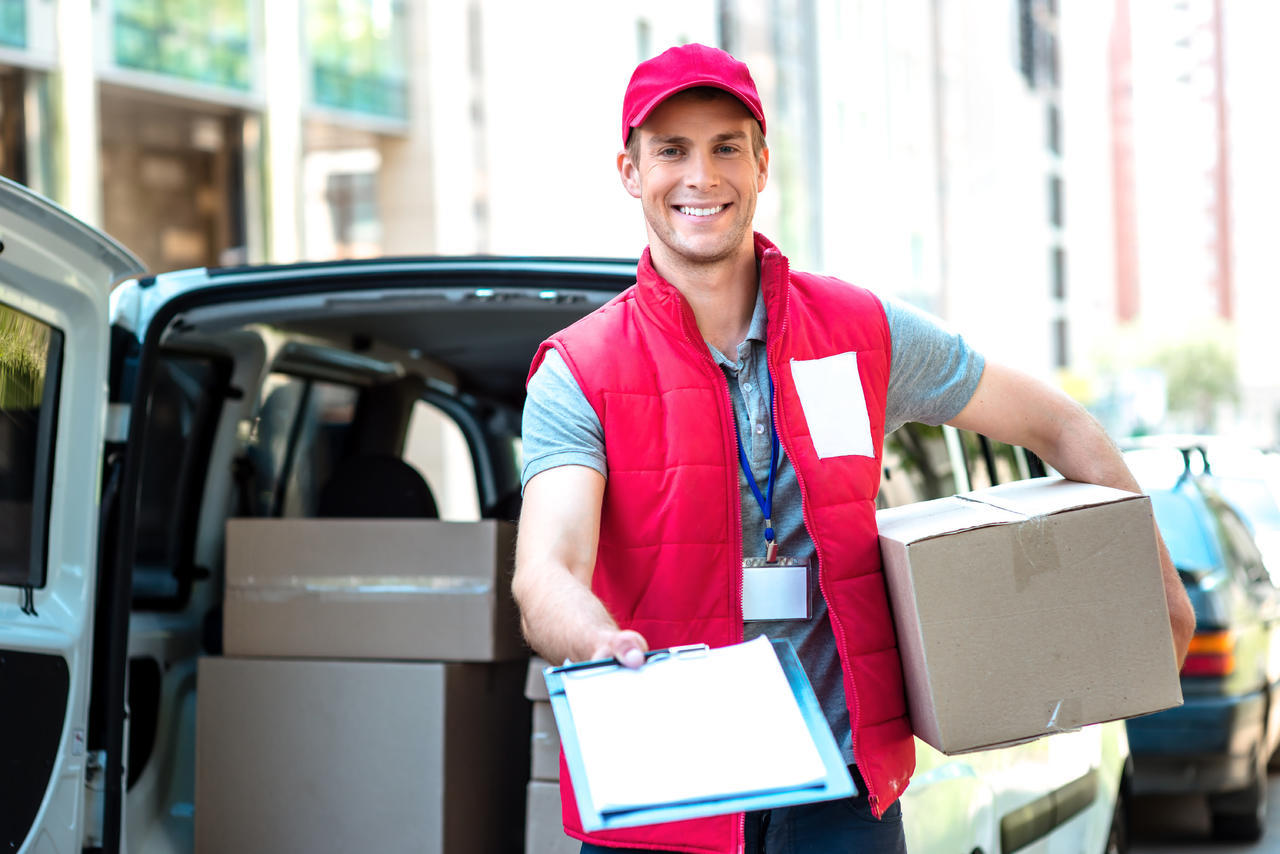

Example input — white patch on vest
[789,352,874,459]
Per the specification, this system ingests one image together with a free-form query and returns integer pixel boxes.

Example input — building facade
[5,0,1096,390]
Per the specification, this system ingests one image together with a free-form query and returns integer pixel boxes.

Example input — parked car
[2,175,1128,854]
[1122,444,1280,842]
[1123,438,1280,576]
[885,424,1132,854]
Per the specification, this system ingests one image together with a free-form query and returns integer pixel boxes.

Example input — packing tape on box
[1044,697,1083,733]
[1012,515,1061,592]
[1010,508,1132,593]
[956,496,1061,592]
[226,575,492,603]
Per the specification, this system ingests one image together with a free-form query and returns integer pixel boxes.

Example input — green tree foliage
[1147,329,1238,431]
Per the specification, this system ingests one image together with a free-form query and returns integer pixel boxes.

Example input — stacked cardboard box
[525,656,578,854]
[196,519,529,854]
[221,518,523,661]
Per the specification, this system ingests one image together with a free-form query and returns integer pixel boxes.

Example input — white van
[0,177,1130,854]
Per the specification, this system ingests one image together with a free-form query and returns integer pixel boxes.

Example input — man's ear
[617,150,642,199]
[756,146,770,193]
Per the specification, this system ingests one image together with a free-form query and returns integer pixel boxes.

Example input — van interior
[101,266,627,853]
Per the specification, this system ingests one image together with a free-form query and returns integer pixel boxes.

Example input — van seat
[316,454,439,519]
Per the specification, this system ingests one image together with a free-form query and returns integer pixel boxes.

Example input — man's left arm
[946,360,1195,666]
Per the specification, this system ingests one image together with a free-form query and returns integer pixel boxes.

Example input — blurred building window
[0,0,25,49]
[307,0,407,119]
[1047,103,1060,155]
[326,171,379,250]
[302,148,382,259]
[1053,318,1069,369]
[113,0,252,91]
[1017,0,1035,85]
[1016,0,1059,90]
[1050,245,1065,300]
[1048,174,1063,228]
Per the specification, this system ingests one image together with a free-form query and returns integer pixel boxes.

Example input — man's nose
[684,149,720,189]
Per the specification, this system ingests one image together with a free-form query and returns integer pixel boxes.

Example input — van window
[245,373,359,517]
[0,303,63,589]
[403,399,480,521]
[1217,505,1271,587]
[880,424,956,507]
[960,432,1024,491]
[132,352,230,607]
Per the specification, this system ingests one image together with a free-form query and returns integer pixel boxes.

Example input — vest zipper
[766,252,882,819]
[678,308,747,854]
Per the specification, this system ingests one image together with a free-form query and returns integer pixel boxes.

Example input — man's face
[618,92,769,270]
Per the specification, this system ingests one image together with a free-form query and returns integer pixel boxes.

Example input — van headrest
[316,454,439,519]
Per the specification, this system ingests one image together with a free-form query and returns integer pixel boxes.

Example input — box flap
[961,477,1142,518]
[876,495,1025,545]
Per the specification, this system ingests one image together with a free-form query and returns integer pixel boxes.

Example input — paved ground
[1131,771,1280,853]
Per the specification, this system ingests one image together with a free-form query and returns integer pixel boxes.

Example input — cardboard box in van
[527,780,579,854]
[531,700,562,782]
[195,657,529,854]
[223,518,522,661]
[526,656,562,781]
[876,477,1183,754]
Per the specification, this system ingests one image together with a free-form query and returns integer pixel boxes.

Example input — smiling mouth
[676,204,727,217]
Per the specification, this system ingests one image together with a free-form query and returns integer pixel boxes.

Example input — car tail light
[1180,630,1235,677]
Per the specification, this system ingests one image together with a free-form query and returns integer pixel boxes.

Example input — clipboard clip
[554,643,711,679]
[655,643,710,663]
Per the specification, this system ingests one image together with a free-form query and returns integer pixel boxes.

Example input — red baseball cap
[621,43,766,147]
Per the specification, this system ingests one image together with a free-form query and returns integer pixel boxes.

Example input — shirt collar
[744,285,767,343]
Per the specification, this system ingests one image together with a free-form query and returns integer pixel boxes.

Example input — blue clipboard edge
[544,637,855,832]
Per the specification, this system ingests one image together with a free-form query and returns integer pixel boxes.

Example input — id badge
[742,556,810,622]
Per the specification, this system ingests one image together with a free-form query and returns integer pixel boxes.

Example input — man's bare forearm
[949,362,1196,665]
[514,557,621,664]
[512,465,649,667]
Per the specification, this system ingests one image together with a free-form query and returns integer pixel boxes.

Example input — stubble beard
[644,198,756,272]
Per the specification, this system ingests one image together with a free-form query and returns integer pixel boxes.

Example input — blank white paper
[560,636,827,814]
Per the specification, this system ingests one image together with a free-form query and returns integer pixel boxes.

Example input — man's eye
[717,145,738,154]
[659,147,681,157]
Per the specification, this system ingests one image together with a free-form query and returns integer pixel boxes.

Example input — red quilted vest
[528,233,915,853]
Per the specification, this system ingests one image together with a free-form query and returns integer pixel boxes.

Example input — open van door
[0,178,144,853]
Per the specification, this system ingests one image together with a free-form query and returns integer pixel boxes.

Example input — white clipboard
[543,636,855,831]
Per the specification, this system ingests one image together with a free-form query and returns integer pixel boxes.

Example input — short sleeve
[521,349,608,490]
[882,297,986,434]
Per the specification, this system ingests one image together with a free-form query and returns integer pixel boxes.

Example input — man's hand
[512,464,651,668]
[947,361,1196,667]
[589,628,650,669]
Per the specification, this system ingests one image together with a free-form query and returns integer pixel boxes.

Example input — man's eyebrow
[647,130,748,148]
[648,134,692,148]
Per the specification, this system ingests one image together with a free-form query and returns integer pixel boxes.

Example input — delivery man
[512,43,1194,854]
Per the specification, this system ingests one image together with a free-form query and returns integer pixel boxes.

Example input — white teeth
[680,205,725,217]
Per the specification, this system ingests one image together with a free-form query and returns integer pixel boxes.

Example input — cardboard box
[223,518,523,661]
[531,700,561,781]
[195,657,529,854]
[877,477,1182,754]
[526,781,578,854]
[526,655,551,701]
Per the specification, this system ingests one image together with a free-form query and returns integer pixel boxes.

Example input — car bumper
[1125,690,1265,796]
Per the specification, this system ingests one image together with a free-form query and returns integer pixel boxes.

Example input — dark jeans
[580,766,907,853]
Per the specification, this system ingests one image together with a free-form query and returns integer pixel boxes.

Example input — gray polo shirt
[522,287,984,765]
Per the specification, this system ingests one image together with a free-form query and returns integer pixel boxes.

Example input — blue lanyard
[733,371,780,562]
